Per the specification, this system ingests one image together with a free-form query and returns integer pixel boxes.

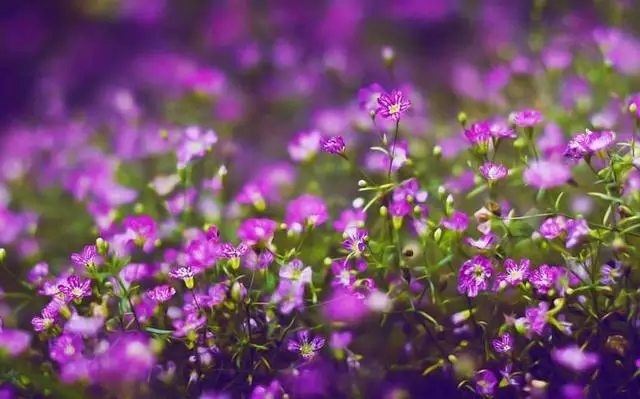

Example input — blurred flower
[523,160,571,189]
[441,210,469,232]
[147,285,176,303]
[279,259,312,287]
[288,131,322,162]
[509,109,543,128]
[176,126,218,169]
[49,333,83,364]
[552,345,599,373]
[285,194,328,231]
[600,260,623,285]
[237,218,278,246]
[474,369,497,397]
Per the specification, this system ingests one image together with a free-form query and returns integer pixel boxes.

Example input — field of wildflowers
[2,1,640,398]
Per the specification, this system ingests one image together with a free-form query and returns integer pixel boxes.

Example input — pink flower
[479,162,508,181]
[375,89,411,121]
[523,160,571,189]
[509,109,543,128]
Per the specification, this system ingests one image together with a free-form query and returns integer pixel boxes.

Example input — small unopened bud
[381,46,395,65]
[630,103,638,114]
[379,206,388,216]
[0,248,5,263]
[323,257,332,266]
[231,282,247,301]
[457,112,467,127]
[437,185,446,200]
[96,238,109,256]
[617,205,633,218]
[612,236,629,254]
[445,194,454,215]
[357,179,367,187]
[133,203,144,214]
[433,228,443,242]
[513,137,526,149]
[413,205,422,216]
[352,197,365,209]
[433,145,442,158]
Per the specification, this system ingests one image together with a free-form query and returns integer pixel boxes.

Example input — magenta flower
[489,119,516,138]
[147,284,177,303]
[333,209,366,235]
[529,264,559,295]
[523,301,549,337]
[552,346,600,373]
[169,265,197,289]
[566,219,590,248]
[375,88,411,121]
[330,260,358,290]
[509,109,543,128]
[121,214,158,252]
[342,229,368,257]
[492,332,513,354]
[206,225,220,243]
[523,160,571,189]
[216,242,250,259]
[320,136,346,154]
[49,333,84,364]
[184,237,218,269]
[441,210,469,232]
[539,215,568,239]
[287,330,325,360]
[479,162,508,181]
[499,258,531,287]
[565,129,616,160]
[464,232,497,250]
[70,245,98,269]
[464,121,493,147]
[237,218,278,246]
[176,126,218,169]
[270,280,305,315]
[285,194,328,231]
[0,324,31,356]
[457,255,493,297]
[383,140,409,172]
[173,313,207,337]
[288,130,322,162]
[279,259,312,287]
[474,369,498,397]
[64,314,105,337]
[27,262,49,286]
[58,276,92,302]
[31,308,57,332]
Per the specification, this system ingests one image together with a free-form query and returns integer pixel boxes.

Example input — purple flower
[566,219,590,248]
[492,332,513,354]
[27,262,49,286]
[121,214,158,253]
[333,209,366,235]
[176,126,218,169]
[524,301,549,337]
[287,330,325,360]
[184,237,218,269]
[552,346,600,373]
[31,308,57,332]
[498,258,531,287]
[320,136,346,154]
[49,333,84,364]
[464,233,497,250]
[173,313,207,337]
[64,314,105,337]
[375,88,411,121]
[464,121,493,147]
[564,129,616,160]
[96,333,156,383]
[0,327,31,356]
[237,218,278,246]
[529,265,559,295]
[383,140,409,172]
[58,275,92,302]
[509,109,543,128]
[279,259,312,287]
[206,225,220,243]
[169,266,197,289]
[539,216,568,239]
[600,261,623,285]
[216,242,250,259]
[474,369,498,396]
[70,245,98,269]
[331,260,359,290]
[270,280,305,314]
[479,162,508,181]
[147,284,177,303]
[288,130,322,162]
[342,229,368,257]
[285,194,328,231]
[523,160,572,189]
[441,210,469,232]
[457,255,493,297]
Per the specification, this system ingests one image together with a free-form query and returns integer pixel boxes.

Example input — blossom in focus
[70,245,98,269]
[479,162,508,181]
[287,330,325,360]
[492,332,513,354]
[457,255,493,297]
[375,88,411,121]
[147,285,177,303]
[600,260,623,285]
[58,276,92,303]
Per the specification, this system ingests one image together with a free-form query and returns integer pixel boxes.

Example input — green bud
[432,145,442,158]
[445,194,455,215]
[323,257,332,266]
[513,137,527,149]
[379,206,388,216]
[0,248,5,263]
[96,238,109,256]
[457,112,467,127]
[630,103,638,114]
[437,185,446,200]
[433,228,442,243]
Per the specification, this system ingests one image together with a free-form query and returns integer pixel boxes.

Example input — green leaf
[145,327,174,335]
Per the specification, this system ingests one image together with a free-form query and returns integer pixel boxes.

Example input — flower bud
[231,282,247,302]
[445,194,454,215]
[0,248,5,263]
[357,180,367,187]
[381,46,395,65]
[433,146,442,159]
[513,137,526,149]
[437,185,446,200]
[379,206,388,216]
[96,238,109,256]
[457,112,467,127]
[433,228,442,243]
[630,103,638,114]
